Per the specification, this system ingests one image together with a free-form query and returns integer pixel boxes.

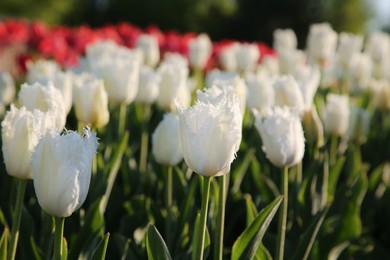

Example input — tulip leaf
[69,199,104,259]
[368,163,385,191]
[231,195,283,260]
[327,156,346,203]
[91,233,110,260]
[0,228,8,260]
[30,236,43,260]
[62,237,68,260]
[191,213,211,260]
[291,207,329,260]
[244,194,258,228]
[232,148,256,193]
[0,208,7,227]
[146,225,172,260]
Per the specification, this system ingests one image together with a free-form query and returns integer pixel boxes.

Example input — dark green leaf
[244,194,258,228]
[328,156,346,203]
[232,195,283,260]
[0,228,8,260]
[146,225,172,260]
[191,213,210,260]
[91,233,110,260]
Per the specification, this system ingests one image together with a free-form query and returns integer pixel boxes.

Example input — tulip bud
[293,64,320,111]
[337,32,363,68]
[273,28,297,54]
[278,49,306,75]
[219,43,238,72]
[273,75,305,115]
[73,75,109,128]
[135,66,161,105]
[178,87,242,177]
[302,107,324,149]
[152,113,183,166]
[136,34,160,67]
[245,71,275,113]
[254,107,305,168]
[188,34,212,69]
[236,43,260,73]
[26,59,60,83]
[365,32,390,64]
[2,105,56,179]
[258,56,279,77]
[322,94,349,136]
[32,128,98,217]
[370,79,390,110]
[0,71,15,114]
[348,53,373,94]
[307,23,337,67]
[18,82,66,131]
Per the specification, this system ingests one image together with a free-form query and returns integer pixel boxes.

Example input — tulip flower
[188,33,212,70]
[1,104,56,260]
[245,71,275,113]
[337,32,363,69]
[73,74,109,128]
[0,71,15,115]
[370,79,390,110]
[347,107,370,144]
[179,85,241,260]
[348,53,373,94]
[136,33,160,67]
[307,23,337,67]
[152,113,183,166]
[18,82,66,131]
[273,28,298,54]
[135,65,160,105]
[322,93,350,137]
[236,43,260,73]
[273,75,305,115]
[219,43,238,72]
[278,49,306,75]
[32,127,98,260]
[293,64,321,111]
[254,106,305,260]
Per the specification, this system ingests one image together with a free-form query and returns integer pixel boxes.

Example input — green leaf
[91,233,110,260]
[30,237,43,260]
[232,195,283,260]
[255,243,272,260]
[0,228,9,260]
[244,194,258,228]
[292,207,329,260]
[368,163,385,191]
[232,148,256,193]
[69,199,104,259]
[146,225,172,260]
[62,237,68,260]
[328,156,346,203]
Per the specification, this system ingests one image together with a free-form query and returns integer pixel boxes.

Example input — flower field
[0,19,390,259]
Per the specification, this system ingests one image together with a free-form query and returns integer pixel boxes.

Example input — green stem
[7,179,27,260]
[329,135,338,166]
[214,173,229,260]
[275,167,288,260]
[296,161,302,186]
[118,103,127,137]
[53,217,64,260]
[194,176,211,260]
[165,166,173,249]
[139,130,149,173]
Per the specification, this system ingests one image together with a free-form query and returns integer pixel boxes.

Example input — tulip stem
[276,167,288,260]
[7,179,27,260]
[165,166,173,249]
[214,173,229,260]
[194,176,211,260]
[118,103,127,137]
[53,217,64,260]
[329,135,338,166]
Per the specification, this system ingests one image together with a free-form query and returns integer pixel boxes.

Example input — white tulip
[307,23,338,67]
[273,75,305,114]
[157,55,190,110]
[189,34,212,69]
[136,34,160,67]
[178,88,242,177]
[278,49,306,75]
[206,70,247,116]
[370,79,390,110]
[2,105,56,179]
[32,128,98,217]
[365,32,390,64]
[293,64,320,111]
[18,82,66,131]
[0,71,15,114]
[73,75,109,128]
[337,32,363,68]
[348,53,373,94]
[219,43,238,72]
[254,107,305,168]
[236,43,260,73]
[257,56,279,77]
[135,66,161,105]
[322,94,350,136]
[273,28,297,54]
[26,59,61,83]
[245,71,275,112]
[152,113,183,166]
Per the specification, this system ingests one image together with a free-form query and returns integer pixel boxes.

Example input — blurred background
[0,0,389,46]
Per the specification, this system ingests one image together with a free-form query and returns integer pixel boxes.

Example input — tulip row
[0,19,390,260]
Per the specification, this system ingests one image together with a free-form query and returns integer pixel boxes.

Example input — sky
[370,0,390,31]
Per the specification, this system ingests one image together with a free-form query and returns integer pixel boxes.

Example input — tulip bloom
[273,75,305,115]
[152,113,183,166]
[307,23,337,67]
[73,74,109,128]
[188,33,212,69]
[254,107,305,168]
[178,85,242,177]
[273,28,298,54]
[32,128,98,217]
[136,34,160,67]
[2,105,56,179]
[0,71,15,115]
[135,65,160,105]
[322,94,350,136]
[245,71,275,113]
